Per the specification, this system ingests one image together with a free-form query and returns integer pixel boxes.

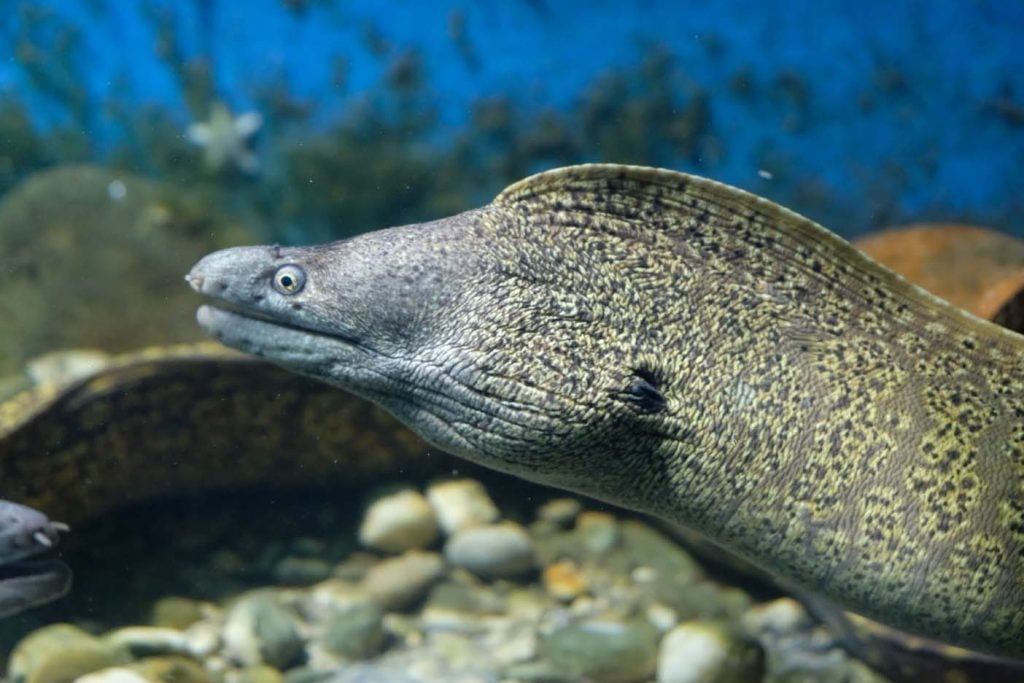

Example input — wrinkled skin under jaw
[0,500,71,617]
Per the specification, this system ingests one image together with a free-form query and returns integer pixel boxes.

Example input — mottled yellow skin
[0,344,434,524]
[189,164,1024,660]
[492,167,1024,657]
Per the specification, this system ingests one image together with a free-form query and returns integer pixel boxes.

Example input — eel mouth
[186,262,362,360]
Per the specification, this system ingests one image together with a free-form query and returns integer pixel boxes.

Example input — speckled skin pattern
[0,344,435,524]
[189,165,1023,658]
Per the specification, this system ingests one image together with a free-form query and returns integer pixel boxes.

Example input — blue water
[1,0,1022,236]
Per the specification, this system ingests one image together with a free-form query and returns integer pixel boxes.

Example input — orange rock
[542,558,589,602]
[855,224,1024,324]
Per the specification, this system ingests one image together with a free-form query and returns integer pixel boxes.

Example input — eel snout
[0,500,72,617]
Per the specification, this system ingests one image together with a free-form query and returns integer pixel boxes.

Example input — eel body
[188,164,1024,659]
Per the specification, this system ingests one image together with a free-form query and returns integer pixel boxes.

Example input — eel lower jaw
[195,304,361,370]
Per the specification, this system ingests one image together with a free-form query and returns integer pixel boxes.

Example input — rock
[542,559,589,602]
[444,521,535,579]
[741,597,810,637]
[183,621,221,658]
[576,511,620,554]
[646,603,679,632]
[425,479,499,534]
[223,594,304,669]
[230,666,285,683]
[129,657,210,683]
[536,498,582,527]
[656,621,763,683]
[7,623,130,683]
[151,596,206,630]
[541,619,660,683]
[75,668,150,683]
[362,550,445,610]
[320,601,385,659]
[358,488,439,553]
[305,579,367,620]
[104,626,192,658]
[424,580,505,617]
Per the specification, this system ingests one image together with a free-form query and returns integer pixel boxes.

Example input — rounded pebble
[75,668,149,683]
[537,498,582,527]
[576,511,620,554]
[657,621,763,683]
[362,550,445,611]
[320,601,385,659]
[741,597,810,637]
[444,521,536,579]
[426,479,499,534]
[129,657,210,683]
[541,619,660,683]
[7,624,130,683]
[104,627,192,658]
[151,597,205,630]
[223,594,304,669]
[542,559,589,602]
[229,666,285,683]
[358,489,439,553]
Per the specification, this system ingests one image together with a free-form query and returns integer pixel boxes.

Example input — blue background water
[1,0,1022,237]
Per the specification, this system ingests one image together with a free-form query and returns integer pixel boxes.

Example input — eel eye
[272,265,306,295]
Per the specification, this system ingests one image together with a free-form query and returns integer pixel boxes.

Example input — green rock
[540,619,660,683]
[151,597,205,630]
[128,657,210,683]
[7,623,131,683]
[320,601,385,659]
[234,665,285,683]
[224,594,304,669]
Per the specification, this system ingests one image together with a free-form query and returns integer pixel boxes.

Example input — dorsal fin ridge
[493,164,1011,342]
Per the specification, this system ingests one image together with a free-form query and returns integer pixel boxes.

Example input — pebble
[426,479,499,534]
[741,597,810,637]
[542,559,589,602]
[536,498,582,527]
[656,621,763,683]
[104,626,192,658]
[75,668,149,683]
[320,601,385,659]
[229,666,285,683]
[541,619,660,683]
[358,488,439,553]
[223,594,304,669]
[7,623,130,683]
[151,596,206,630]
[362,550,445,610]
[128,657,210,683]
[576,511,619,554]
[444,521,536,579]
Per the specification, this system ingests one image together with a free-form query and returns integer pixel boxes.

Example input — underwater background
[2,0,1023,242]
[2,2,1024,682]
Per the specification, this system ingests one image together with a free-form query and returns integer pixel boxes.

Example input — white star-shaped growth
[186,102,263,174]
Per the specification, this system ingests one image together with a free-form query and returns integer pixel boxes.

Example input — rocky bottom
[4,476,896,683]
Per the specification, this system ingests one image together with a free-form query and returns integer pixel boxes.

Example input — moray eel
[0,500,70,617]
[188,164,1024,659]
[0,344,434,526]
